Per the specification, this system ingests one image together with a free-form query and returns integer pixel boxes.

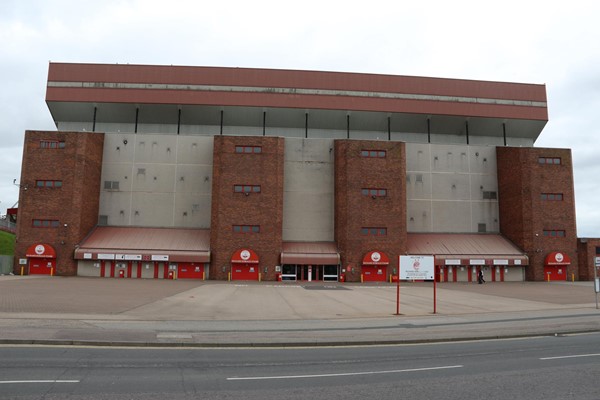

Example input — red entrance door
[231,263,259,280]
[544,265,566,281]
[362,266,387,282]
[178,263,205,279]
[29,258,55,275]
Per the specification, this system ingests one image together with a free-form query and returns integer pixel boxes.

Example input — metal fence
[0,218,16,233]
[0,255,13,275]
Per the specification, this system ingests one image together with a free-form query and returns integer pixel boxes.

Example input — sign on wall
[399,255,435,280]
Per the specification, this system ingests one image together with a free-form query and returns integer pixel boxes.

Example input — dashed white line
[540,353,600,360]
[0,380,79,384]
[227,364,463,381]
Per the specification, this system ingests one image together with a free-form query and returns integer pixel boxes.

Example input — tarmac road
[2,333,600,399]
[0,275,598,346]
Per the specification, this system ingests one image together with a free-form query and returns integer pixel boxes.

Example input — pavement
[0,275,598,347]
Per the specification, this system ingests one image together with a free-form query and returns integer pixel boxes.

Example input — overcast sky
[1,0,599,237]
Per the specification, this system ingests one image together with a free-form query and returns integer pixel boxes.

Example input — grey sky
[1,0,598,236]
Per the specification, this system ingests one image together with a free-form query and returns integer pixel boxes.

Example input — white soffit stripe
[47,81,547,108]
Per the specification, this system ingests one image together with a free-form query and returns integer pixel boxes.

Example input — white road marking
[540,353,600,360]
[227,364,463,381]
[0,380,79,384]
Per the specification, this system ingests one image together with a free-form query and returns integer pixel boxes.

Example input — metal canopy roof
[45,63,548,142]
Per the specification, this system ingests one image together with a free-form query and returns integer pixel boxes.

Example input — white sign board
[98,253,115,260]
[595,257,600,267]
[595,278,600,293]
[399,255,435,280]
[151,255,169,261]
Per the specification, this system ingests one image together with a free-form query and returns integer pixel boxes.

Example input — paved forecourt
[0,276,598,346]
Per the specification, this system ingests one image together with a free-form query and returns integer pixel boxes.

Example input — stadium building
[13,62,584,282]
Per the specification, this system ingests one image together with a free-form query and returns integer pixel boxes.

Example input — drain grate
[303,285,350,291]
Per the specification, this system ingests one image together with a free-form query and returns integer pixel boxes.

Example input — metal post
[396,275,400,315]
[433,278,437,314]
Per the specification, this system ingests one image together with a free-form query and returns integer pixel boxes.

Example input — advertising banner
[399,255,435,280]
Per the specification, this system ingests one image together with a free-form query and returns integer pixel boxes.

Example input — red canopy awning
[25,243,56,258]
[362,250,390,265]
[280,242,339,265]
[545,251,571,266]
[231,248,259,264]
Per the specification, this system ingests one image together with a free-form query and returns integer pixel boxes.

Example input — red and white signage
[231,248,259,264]
[25,243,57,258]
[545,251,571,266]
[362,250,390,265]
[399,255,435,280]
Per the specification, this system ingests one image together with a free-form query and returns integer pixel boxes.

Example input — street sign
[399,255,435,280]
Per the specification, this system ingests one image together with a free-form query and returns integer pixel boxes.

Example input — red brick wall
[577,239,600,281]
[210,136,284,280]
[14,131,104,275]
[334,140,407,282]
[497,147,577,281]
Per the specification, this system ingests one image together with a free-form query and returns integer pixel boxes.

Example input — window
[361,150,386,158]
[233,225,260,233]
[235,145,262,154]
[360,227,387,236]
[361,188,387,197]
[538,157,561,165]
[482,191,497,200]
[543,229,566,237]
[234,184,261,193]
[35,180,62,188]
[40,140,65,149]
[32,219,60,228]
[104,181,120,190]
[541,193,563,201]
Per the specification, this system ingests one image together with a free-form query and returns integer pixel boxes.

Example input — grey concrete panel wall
[56,121,94,131]
[173,192,211,228]
[133,136,178,164]
[406,143,499,233]
[406,200,432,232]
[431,201,472,232]
[349,129,390,141]
[94,123,135,133]
[283,138,335,241]
[99,133,213,228]
[430,133,469,145]
[179,124,220,135]
[471,201,500,232]
[222,126,263,136]
[431,173,471,200]
[271,127,305,138]
[307,128,347,139]
[406,173,432,200]
[176,136,214,164]
[405,143,432,172]
[77,260,101,277]
[470,135,504,146]
[136,123,178,134]
[506,137,535,147]
[129,192,175,226]
[393,132,429,143]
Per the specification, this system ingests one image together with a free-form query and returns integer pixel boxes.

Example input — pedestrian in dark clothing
[478,270,485,284]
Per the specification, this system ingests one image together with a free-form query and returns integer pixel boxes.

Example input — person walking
[478,270,485,284]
